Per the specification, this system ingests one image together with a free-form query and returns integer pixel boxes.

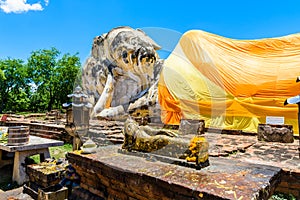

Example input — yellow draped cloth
[158,30,300,135]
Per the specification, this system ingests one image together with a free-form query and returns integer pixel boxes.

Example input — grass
[270,192,296,200]
[30,143,73,163]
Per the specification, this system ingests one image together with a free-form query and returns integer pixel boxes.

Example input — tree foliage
[0,58,30,113]
[0,47,81,113]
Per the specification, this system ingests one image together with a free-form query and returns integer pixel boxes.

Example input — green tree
[27,47,60,111]
[27,47,81,112]
[0,70,4,81]
[54,53,81,108]
[0,58,30,113]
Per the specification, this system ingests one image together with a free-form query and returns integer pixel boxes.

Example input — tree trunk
[48,87,53,111]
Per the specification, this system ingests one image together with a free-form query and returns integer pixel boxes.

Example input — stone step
[30,128,63,135]
[106,134,124,139]
[29,132,57,140]
[88,129,122,135]
[90,125,122,130]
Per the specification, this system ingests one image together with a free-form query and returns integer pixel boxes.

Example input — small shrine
[63,85,92,129]
[63,86,92,150]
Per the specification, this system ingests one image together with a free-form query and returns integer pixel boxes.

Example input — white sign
[266,116,285,125]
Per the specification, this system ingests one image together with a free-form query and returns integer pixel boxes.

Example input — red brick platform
[67,144,283,200]
[66,130,300,200]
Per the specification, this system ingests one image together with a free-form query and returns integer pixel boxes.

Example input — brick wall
[69,157,300,200]
[67,153,224,200]
[275,170,300,198]
[66,148,283,200]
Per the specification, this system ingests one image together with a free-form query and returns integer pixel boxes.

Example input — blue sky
[1,0,300,65]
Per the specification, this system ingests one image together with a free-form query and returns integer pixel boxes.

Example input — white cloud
[0,0,49,14]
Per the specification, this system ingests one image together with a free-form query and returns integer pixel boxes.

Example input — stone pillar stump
[257,124,294,143]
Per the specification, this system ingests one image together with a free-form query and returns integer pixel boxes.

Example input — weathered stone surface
[80,120,124,146]
[179,119,205,135]
[0,135,63,153]
[121,118,189,156]
[121,118,210,167]
[82,26,163,119]
[67,146,282,200]
[257,124,294,143]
